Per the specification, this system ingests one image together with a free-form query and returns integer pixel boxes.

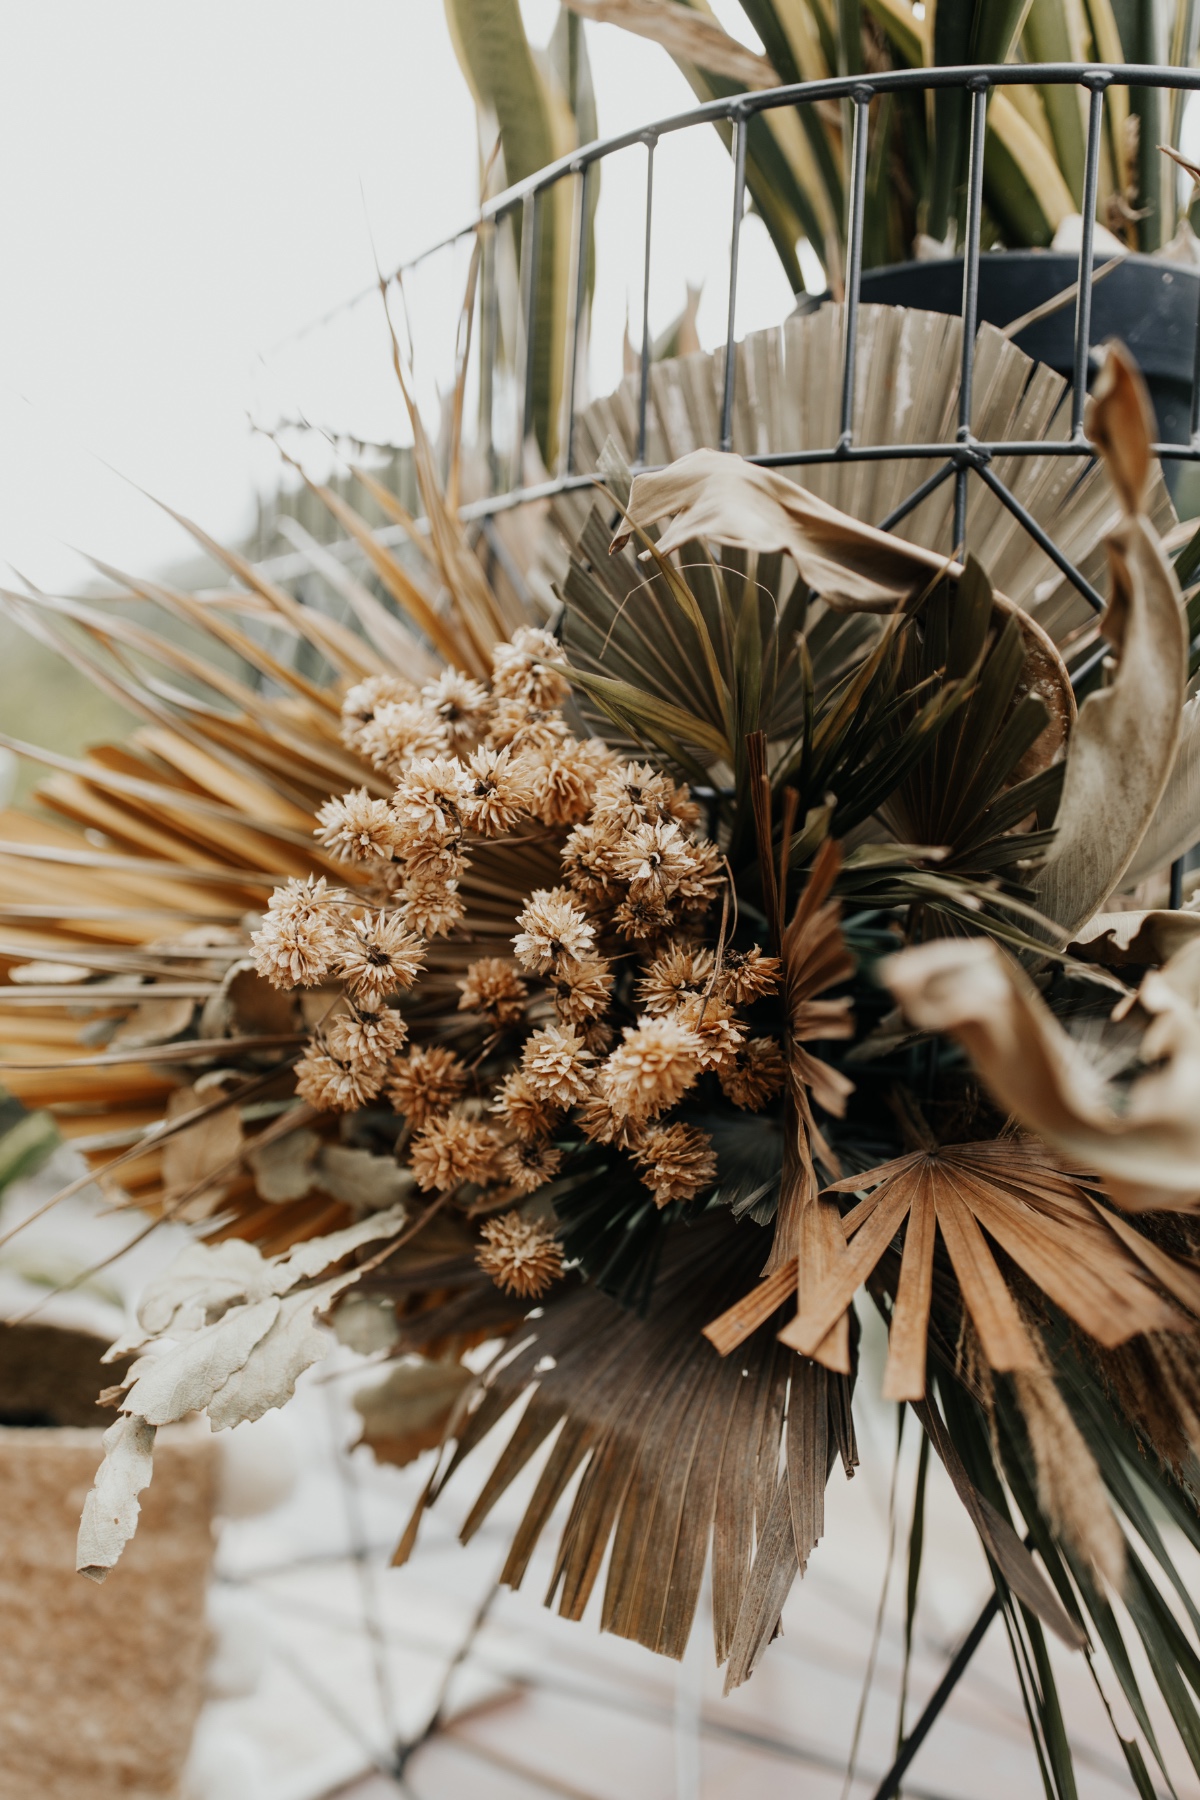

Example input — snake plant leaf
[559,0,780,86]
[444,0,587,468]
[985,90,1078,247]
[926,0,1037,244]
[1022,0,1094,202]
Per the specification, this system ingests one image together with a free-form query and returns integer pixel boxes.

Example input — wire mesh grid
[265,64,1200,620]
[367,61,1200,898]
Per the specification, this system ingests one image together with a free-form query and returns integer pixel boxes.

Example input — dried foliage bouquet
[8,312,1200,1789]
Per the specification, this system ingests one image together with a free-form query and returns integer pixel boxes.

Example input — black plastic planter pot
[860,251,1200,510]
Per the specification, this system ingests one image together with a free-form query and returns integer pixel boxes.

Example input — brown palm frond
[395,1213,856,1692]
[778,1140,1187,1397]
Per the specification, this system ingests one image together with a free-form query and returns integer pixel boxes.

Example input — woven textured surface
[0,1421,215,1800]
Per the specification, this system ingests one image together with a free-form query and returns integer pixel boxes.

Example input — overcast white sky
[0,2,795,594]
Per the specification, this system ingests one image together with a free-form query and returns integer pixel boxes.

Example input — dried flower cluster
[251,626,783,1300]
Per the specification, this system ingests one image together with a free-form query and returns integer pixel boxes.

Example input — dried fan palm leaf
[396,1213,857,1690]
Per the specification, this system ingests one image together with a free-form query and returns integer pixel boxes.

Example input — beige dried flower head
[581,1020,616,1056]
[358,700,448,777]
[295,1046,384,1113]
[401,874,465,939]
[719,1036,787,1110]
[491,625,571,709]
[337,912,425,1004]
[476,1211,565,1298]
[513,887,596,973]
[609,818,699,898]
[674,991,744,1071]
[252,876,347,990]
[561,820,622,901]
[673,836,723,910]
[487,699,571,752]
[420,670,492,750]
[457,957,529,1027]
[315,789,400,864]
[496,1137,564,1196]
[340,675,418,752]
[637,942,715,1015]
[521,1023,594,1107]
[492,1069,559,1140]
[663,779,702,830]
[409,1115,499,1192]
[716,945,784,1006]
[576,1084,640,1147]
[523,739,602,828]
[387,1045,467,1125]
[602,1016,703,1121]
[632,1122,717,1207]
[458,745,536,835]
[392,756,472,849]
[550,955,612,1025]
[592,760,677,830]
[401,835,466,884]
[612,889,672,942]
[326,1005,408,1071]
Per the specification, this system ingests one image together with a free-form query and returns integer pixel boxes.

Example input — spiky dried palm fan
[5,297,1200,1792]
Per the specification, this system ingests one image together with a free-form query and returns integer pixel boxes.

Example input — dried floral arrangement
[6,309,1200,1792]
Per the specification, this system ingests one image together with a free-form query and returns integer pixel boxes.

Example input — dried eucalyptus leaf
[267,1202,407,1291]
[76,1412,157,1584]
[206,1277,347,1430]
[161,1082,243,1209]
[135,1237,272,1336]
[313,1144,412,1211]
[121,1296,281,1426]
[354,1357,472,1467]
[247,1126,321,1202]
[111,996,196,1048]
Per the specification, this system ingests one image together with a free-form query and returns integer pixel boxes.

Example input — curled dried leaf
[1034,344,1186,932]
[883,936,1200,1211]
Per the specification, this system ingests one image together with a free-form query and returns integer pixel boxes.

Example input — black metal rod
[1190,268,1200,447]
[638,135,656,466]
[977,463,1107,613]
[720,113,748,453]
[955,80,989,553]
[565,163,591,477]
[869,1592,1001,1800]
[1171,857,1185,908]
[363,65,1200,291]
[1071,82,1107,440]
[876,460,957,532]
[518,191,540,470]
[469,66,1200,232]
[839,88,872,448]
